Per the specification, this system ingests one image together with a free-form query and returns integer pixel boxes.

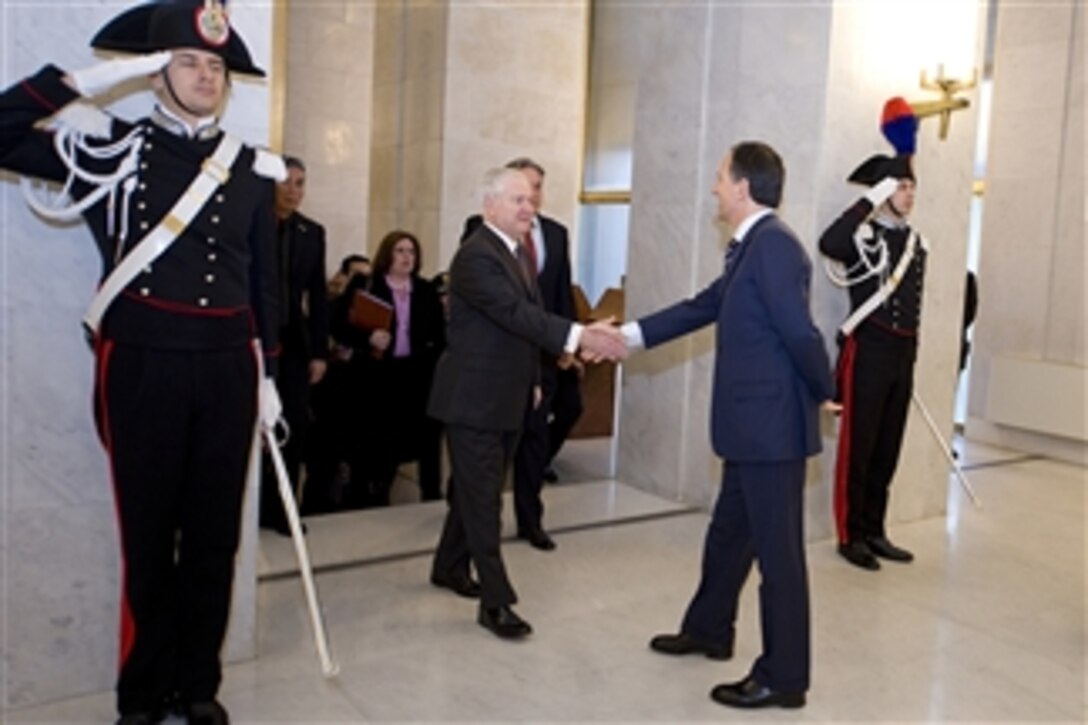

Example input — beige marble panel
[967,8,1083,445]
[995,2,1076,48]
[987,112,1065,186]
[432,1,586,270]
[992,38,1074,113]
[285,0,374,272]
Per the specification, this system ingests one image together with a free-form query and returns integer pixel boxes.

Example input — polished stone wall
[965,2,1085,461]
[1,2,274,709]
[617,0,983,542]
[368,0,449,274]
[283,0,375,271]
[369,0,589,276]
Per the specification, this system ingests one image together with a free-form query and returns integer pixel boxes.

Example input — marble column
[965,2,1085,462]
[618,0,983,542]
[282,0,375,269]
[369,0,588,276]
[1,2,274,708]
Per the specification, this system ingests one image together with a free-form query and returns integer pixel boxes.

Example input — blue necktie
[723,238,741,275]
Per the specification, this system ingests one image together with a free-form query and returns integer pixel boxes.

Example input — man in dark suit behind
[621,142,838,709]
[261,156,330,533]
[460,157,582,551]
[429,168,624,639]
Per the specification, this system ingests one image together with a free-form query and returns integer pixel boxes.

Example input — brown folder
[348,289,394,331]
[348,290,394,360]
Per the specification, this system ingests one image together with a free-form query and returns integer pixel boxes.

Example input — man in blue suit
[621,142,838,709]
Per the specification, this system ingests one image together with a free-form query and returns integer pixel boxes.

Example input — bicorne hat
[848,97,917,186]
[90,0,264,77]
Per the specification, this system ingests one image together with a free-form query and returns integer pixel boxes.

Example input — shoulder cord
[823,220,890,288]
[20,124,144,258]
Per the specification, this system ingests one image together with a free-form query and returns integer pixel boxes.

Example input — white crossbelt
[82,133,243,336]
[839,228,921,336]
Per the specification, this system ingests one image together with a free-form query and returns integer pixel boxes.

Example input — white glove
[68,50,173,97]
[259,377,283,431]
[864,176,900,208]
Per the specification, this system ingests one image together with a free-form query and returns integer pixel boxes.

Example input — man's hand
[309,359,328,385]
[369,329,392,352]
[66,50,173,97]
[557,352,585,377]
[580,318,627,363]
[864,176,900,208]
[822,400,843,414]
[259,377,284,431]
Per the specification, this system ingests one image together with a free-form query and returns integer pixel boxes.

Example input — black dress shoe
[866,535,914,562]
[184,700,230,725]
[649,632,732,660]
[477,604,532,639]
[542,466,559,483]
[518,528,557,551]
[710,675,805,709]
[430,572,481,598]
[838,540,881,570]
[116,713,161,725]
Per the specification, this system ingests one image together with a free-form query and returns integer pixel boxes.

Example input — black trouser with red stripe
[95,341,257,715]
[833,324,917,545]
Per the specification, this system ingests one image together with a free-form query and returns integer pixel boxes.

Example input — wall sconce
[908,64,978,140]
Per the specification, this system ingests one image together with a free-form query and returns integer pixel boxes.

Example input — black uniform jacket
[0,64,280,371]
[818,199,926,335]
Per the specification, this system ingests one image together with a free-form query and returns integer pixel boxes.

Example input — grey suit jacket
[428,224,571,431]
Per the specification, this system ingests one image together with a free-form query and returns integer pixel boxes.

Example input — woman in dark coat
[333,231,446,505]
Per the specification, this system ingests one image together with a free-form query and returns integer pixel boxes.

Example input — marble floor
[8,441,1085,723]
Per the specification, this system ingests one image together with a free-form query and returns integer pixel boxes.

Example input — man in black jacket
[261,155,330,533]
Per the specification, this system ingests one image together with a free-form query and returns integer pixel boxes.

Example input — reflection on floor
[9,441,1085,723]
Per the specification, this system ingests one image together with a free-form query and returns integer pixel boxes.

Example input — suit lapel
[481,226,538,301]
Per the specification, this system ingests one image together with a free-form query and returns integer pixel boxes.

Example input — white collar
[874,211,909,230]
[151,104,220,140]
[732,207,773,243]
[484,221,520,256]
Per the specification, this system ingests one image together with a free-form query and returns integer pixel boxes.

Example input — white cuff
[620,321,645,351]
[565,323,583,354]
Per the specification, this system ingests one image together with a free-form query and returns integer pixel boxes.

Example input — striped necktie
[723,238,741,275]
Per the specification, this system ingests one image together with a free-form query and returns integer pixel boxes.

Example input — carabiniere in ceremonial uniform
[0,1,282,722]
[819,124,927,571]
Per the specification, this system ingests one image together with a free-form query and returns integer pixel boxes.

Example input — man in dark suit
[622,142,837,709]
[460,157,582,551]
[429,168,624,640]
[261,156,330,533]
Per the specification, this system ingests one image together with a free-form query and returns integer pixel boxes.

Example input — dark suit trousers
[432,424,519,608]
[546,366,583,463]
[681,459,810,693]
[513,364,557,533]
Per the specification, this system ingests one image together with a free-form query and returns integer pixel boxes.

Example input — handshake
[577,317,628,363]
